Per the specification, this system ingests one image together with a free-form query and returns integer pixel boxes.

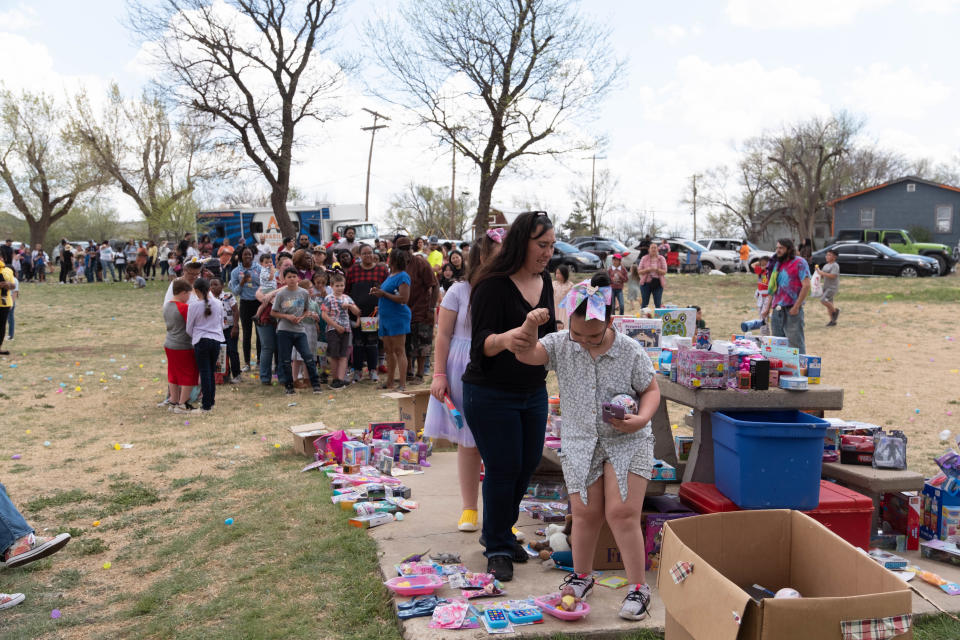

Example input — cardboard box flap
[659,520,752,640]
[289,422,328,436]
[761,592,911,640]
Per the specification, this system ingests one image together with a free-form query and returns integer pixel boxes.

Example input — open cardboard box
[382,390,431,431]
[659,510,912,640]
[288,422,329,457]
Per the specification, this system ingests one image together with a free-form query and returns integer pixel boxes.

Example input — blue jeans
[770,305,806,354]
[463,382,547,558]
[256,323,282,385]
[640,282,663,308]
[103,261,117,281]
[612,289,625,315]
[223,327,241,378]
[277,330,320,389]
[0,482,33,554]
[7,302,14,339]
[194,337,220,410]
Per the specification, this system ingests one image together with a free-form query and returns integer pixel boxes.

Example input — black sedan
[548,241,603,272]
[810,242,938,277]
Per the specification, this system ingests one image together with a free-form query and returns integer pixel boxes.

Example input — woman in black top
[461,212,557,582]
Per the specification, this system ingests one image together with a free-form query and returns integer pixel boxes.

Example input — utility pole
[585,153,607,235]
[691,173,701,240]
[450,131,457,239]
[362,108,390,222]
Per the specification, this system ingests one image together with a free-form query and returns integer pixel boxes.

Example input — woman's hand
[370,286,383,298]
[501,326,538,354]
[430,375,449,402]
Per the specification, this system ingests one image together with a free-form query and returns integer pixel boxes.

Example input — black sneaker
[329,379,345,391]
[560,572,595,599]
[487,555,513,582]
[510,542,529,563]
[312,386,323,394]
[284,386,295,395]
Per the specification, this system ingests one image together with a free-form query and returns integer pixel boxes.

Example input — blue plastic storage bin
[711,409,829,510]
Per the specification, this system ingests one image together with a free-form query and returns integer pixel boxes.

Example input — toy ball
[775,588,801,599]
[609,394,638,414]
[102,562,112,570]
[940,430,952,444]
[224,518,234,525]
[394,512,404,521]
[51,609,61,619]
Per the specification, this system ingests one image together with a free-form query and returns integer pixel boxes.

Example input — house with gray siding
[829,176,960,249]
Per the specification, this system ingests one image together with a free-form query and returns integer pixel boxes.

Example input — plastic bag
[809,270,823,298]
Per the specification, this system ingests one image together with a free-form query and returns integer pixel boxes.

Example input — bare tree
[700,139,787,242]
[69,82,232,239]
[568,167,619,235]
[0,89,106,249]
[764,112,862,245]
[385,183,474,239]
[368,0,623,233]
[128,0,350,238]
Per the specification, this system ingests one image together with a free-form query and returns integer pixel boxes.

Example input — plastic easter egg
[225,518,234,525]
[102,562,112,570]
[775,588,801,599]
[940,430,952,444]
[609,393,638,414]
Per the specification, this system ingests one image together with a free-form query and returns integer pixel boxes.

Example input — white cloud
[0,5,38,31]
[653,24,703,45]
[725,0,891,28]
[844,64,952,120]
[638,56,828,140]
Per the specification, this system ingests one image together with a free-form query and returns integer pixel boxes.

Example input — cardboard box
[612,316,663,347]
[591,521,623,570]
[659,510,912,640]
[383,390,432,431]
[655,308,697,339]
[288,422,329,457]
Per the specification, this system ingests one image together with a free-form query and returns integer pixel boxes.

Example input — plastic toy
[483,608,509,629]
[397,595,441,620]
[430,552,462,564]
[507,607,543,624]
[399,549,430,563]
[534,592,591,620]
[443,394,464,429]
[383,574,444,596]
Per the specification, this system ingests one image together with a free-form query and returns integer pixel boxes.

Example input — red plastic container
[679,480,873,549]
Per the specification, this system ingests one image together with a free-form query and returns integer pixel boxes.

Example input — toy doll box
[654,308,696,339]
[612,316,662,348]
[660,510,912,640]
[289,422,329,457]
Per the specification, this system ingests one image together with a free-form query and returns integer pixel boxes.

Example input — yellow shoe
[512,526,525,542]
[458,509,479,532]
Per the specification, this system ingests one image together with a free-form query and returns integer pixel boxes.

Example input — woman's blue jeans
[463,382,547,558]
[256,323,283,385]
[0,482,33,555]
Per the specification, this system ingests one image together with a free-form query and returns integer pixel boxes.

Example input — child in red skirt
[163,278,199,413]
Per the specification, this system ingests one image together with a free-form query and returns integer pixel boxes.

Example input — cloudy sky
[2,0,958,235]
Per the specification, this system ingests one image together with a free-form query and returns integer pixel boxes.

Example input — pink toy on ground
[534,592,591,620]
[383,574,444,596]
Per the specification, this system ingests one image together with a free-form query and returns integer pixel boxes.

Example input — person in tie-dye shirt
[761,238,811,353]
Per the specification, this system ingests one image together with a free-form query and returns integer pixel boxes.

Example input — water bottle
[741,318,766,332]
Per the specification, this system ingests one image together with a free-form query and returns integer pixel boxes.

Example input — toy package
[342,441,371,466]
[611,316,662,347]
[675,435,693,461]
[873,430,907,470]
[654,308,696,338]
[675,349,733,389]
[799,354,821,383]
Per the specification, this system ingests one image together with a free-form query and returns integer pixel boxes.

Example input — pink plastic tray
[383,574,444,596]
[534,592,590,620]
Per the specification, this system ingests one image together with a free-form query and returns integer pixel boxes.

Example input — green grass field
[1,273,959,639]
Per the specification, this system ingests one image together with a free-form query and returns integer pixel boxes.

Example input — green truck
[833,228,955,275]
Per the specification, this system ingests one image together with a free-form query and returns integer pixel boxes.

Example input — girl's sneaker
[560,573,595,600]
[619,586,651,621]
[173,403,195,414]
[457,509,479,532]
[0,593,24,610]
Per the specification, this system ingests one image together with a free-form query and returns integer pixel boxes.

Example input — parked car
[832,228,954,275]
[810,242,939,277]
[664,238,738,273]
[567,235,616,246]
[699,238,774,270]
[571,238,633,266]
[548,241,603,273]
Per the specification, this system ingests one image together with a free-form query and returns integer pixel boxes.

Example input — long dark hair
[471,213,553,297]
[193,278,212,315]
[776,238,796,263]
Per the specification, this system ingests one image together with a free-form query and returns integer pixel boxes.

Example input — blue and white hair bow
[560,280,612,321]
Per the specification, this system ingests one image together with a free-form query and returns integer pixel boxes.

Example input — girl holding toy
[515,272,661,621]
[424,228,504,534]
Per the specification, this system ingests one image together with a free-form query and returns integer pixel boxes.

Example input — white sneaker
[173,404,195,414]
[619,586,651,621]
[241,364,250,373]
[560,573,595,600]
[229,376,242,384]
[156,398,172,408]
[369,371,379,382]
[0,593,24,610]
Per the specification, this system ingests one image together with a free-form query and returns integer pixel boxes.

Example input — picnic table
[653,378,844,483]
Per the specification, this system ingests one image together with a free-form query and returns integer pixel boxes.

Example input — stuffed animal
[530,514,573,562]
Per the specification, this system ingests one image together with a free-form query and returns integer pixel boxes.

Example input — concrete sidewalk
[367,451,960,638]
